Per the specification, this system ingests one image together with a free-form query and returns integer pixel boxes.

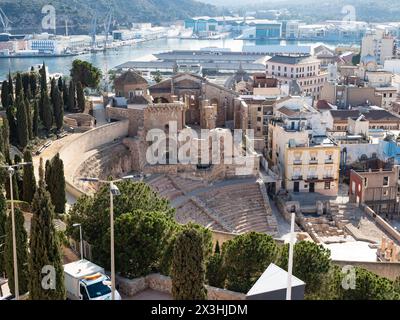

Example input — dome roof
[361,54,376,65]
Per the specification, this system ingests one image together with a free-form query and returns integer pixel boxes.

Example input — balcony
[325,159,334,164]
[309,159,318,165]
[292,175,303,181]
[323,175,335,181]
[293,160,303,165]
[306,175,319,182]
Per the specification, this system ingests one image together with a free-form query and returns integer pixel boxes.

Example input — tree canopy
[67,180,175,270]
[70,60,102,89]
[222,232,278,293]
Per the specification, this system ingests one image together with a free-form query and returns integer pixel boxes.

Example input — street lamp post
[1,162,32,300]
[79,175,141,300]
[72,223,84,260]
[286,211,296,301]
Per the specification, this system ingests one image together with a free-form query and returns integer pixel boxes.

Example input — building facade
[349,166,400,216]
[361,30,395,66]
[265,55,328,99]
[268,119,340,196]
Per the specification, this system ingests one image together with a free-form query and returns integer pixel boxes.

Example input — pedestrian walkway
[93,104,107,126]
[269,200,292,240]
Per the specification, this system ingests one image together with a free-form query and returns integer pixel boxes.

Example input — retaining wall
[333,260,400,281]
[116,273,246,300]
[59,120,129,198]
[360,204,400,243]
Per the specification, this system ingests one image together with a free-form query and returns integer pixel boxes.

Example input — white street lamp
[1,162,32,300]
[79,175,140,300]
[72,223,83,260]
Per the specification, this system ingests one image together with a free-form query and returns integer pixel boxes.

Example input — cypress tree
[4,207,29,296]
[76,81,85,113]
[45,154,66,214]
[206,241,225,288]
[8,72,13,98]
[171,225,207,300]
[39,63,47,94]
[62,81,69,110]
[22,151,36,204]
[1,80,9,109]
[53,86,64,131]
[68,80,76,112]
[33,100,39,137]
[50,78,56,105]
[41,91,53,132]
[22,73,31,99]
[25,97,33,140]
[15,73,23,98]
[6,94,17,145]
[14,155,24,201]
[29,72,37,98]
[15,94,29,150]
[28,159,66,300]
[57,77,63,92]
[0,192,6,277]
[1,118,11,164]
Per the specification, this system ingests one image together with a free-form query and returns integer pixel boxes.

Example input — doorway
[294,182,300,193]
[309,183,315,193]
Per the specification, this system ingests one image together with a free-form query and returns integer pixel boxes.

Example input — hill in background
[0,0,216,34]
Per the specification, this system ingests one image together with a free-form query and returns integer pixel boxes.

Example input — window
[86,281,112,299]
[383,190,389,196]
[383,176,389,187]
[257,107,262,112]
[257,117,262,122]
[80,284,89,300]
[325,182,331,190]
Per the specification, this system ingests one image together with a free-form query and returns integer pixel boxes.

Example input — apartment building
[349,166,400,216]
[361,30,395,66]
[265,55,328,99]
[268,119,340,196]
[325,109,400,132]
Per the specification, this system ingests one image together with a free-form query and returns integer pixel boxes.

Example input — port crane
[0,7,12,32]
[104,9,113,50]
[90,10,98,49]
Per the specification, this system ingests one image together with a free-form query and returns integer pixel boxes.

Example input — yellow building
[269,119,340,196]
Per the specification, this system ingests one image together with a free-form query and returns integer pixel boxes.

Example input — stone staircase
[146,175,277,236]
[147,175,184,201]
[175,199,228,233]
[196,183,273,234]
[74,142,132,194]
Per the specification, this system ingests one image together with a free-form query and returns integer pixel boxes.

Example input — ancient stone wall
[106,106,144,137]
[144,102,186,133]
[361,204,400,243]
[59,120,129,198]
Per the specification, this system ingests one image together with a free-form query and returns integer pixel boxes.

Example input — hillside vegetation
[0,0,216,34]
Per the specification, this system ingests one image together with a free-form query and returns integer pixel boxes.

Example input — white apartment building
[265,55,328,99]
[361,30,395,66]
